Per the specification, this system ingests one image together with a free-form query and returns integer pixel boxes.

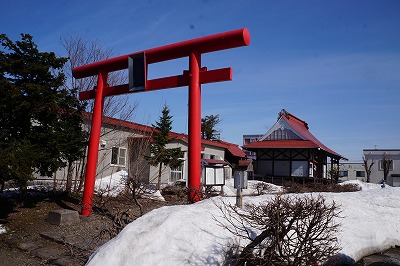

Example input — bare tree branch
[215,195,341,266]
[60,35,139,192]
[362,156,374,183]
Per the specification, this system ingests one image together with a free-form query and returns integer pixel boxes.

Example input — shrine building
[242,109,347,184]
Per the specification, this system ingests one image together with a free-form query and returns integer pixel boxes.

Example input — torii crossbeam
[73,28,250,216]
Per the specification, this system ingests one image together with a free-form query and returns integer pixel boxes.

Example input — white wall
[363,149,400,186]
[51,120,233,189]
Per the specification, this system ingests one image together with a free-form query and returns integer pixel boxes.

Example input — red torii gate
[73,28,250,216]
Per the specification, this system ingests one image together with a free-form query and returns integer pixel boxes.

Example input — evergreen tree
[0,34,87,200]
[201,114,221,140]
[146,105,184,190]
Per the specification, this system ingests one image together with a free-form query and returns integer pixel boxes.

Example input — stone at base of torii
[47,209,80,225]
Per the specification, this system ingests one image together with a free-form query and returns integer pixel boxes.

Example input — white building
[52,113,246,188]
[363,149,400,186]
[242,134,262,159]
[327,162,365,182]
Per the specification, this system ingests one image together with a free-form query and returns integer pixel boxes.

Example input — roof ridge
[279,109,308,129]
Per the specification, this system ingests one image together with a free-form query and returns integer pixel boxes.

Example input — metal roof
[243,109,346,160]
[244,139,319,149]
[84,111,246,158]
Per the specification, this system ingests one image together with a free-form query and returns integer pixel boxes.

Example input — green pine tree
[146,105,184,190]
[201,114,221,140]
[0,34,87,200]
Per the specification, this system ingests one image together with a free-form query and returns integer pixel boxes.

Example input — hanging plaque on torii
[73,28,250,216]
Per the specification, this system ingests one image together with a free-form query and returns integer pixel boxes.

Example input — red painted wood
[73,28,249,79]
[81,72,107,216]
[78,68,232,100]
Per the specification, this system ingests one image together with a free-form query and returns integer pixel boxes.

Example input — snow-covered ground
[85,174,400,266]
[2,171,398,264]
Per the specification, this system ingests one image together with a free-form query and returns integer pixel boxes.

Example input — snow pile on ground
[141,190,165,201]
[94,170,165,201]
[221,178,283,196]
[94,170,128,196]
[86,180,400,266]
[0,224,6,235]
[341,179,383,191]
[327,184,399,262]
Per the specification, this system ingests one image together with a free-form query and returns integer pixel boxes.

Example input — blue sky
[1,0,399,162]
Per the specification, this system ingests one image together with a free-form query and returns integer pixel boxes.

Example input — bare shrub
[123,136,153,215]
[283,182,360,194]
[92,192,168,243]
[122,177,152,216]
[253,182,275,195]
[216,194,341,266]
[203,185,223,199]
[162,183,188,203]
[282,182,308,194]
[337,183,361,192]
[92,195,133,241]
[60,35,137,194]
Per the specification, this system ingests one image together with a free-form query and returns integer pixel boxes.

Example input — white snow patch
[0,224,6,234]
[94,170,165,201]
[141,190,165,201]
[341,179,384,191]
[94,170,128,196]
[220,178,282,197]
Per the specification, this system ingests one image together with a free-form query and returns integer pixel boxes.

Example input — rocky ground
[0,188,182,265]
[356,248,400,266]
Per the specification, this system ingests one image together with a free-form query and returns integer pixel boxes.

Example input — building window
[356,171,365,178]
[244,137,258,144]
[379,160,393,171]
[339,171,348,177]
[170,164,183,183]
[111,147,127,167]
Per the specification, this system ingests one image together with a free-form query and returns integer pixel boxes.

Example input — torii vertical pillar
[81,72,107,216]
[188,52,202,201]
